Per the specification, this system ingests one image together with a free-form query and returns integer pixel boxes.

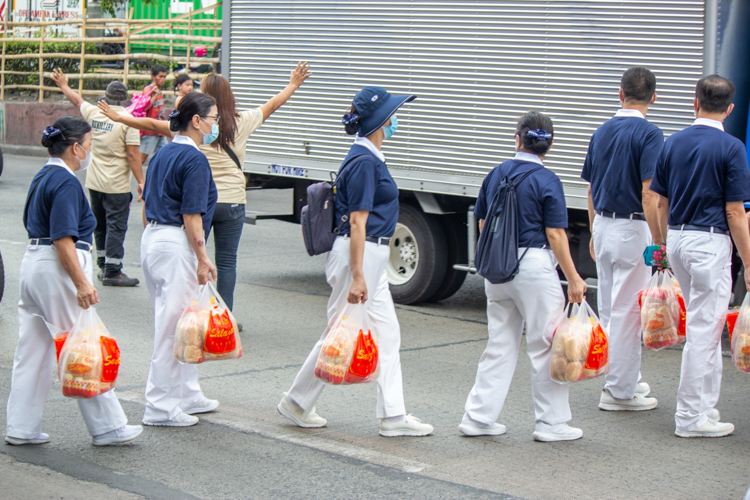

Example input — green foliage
[3,39,96,87]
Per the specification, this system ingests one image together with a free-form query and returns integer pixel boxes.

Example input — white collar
[46,157,75,176]
[692,118,724,131]
[615,108,645,119]
[172,134,200,150]
[353,136,385,162]
[514,151,544,166]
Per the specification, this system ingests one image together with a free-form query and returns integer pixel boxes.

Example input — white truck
[220,0,750,304]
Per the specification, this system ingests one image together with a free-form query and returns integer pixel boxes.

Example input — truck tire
[0,250,4,304]
[0,145,4,177]
[387,204,448,304]
[427,215,468,302]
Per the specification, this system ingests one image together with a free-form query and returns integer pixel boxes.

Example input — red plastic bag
[638,270,682,351]
[550,300,609,383]
[730,295,750,373]
[175,282,242,364]
[57,308,120,399]
[315,303,379,385]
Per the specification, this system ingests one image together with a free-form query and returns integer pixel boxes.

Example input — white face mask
[77,144,92,171]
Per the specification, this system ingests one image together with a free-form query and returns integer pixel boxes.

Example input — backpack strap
[224,145,242,170]
[331,154,371,234]
[23,166,63,229]
[512,165,547,262]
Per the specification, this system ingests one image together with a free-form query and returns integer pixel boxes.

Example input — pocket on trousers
[228,204,245,221]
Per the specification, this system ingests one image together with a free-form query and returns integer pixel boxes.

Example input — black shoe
[102,273,140,287]
[237,322,243,332]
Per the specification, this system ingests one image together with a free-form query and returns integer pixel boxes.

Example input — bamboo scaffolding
[123,7,132,88]
[1,16,7,101]
[38,12,44,102]
[78,7,87,96]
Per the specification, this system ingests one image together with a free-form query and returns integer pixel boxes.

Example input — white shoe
[458,414,506,437]
[182,398,219,415]
[5,432,50,446]
[707,408,721,423]
[635,382,651,397]
[92,425,143,446]
[277,394,327,428]
[379,415,434,437]
[532,422,583,442]
[599,389,658,411]
[143,411,199,427]
[675,419,734,438]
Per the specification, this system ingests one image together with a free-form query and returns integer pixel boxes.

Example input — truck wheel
[0,250,4,304]
[427,215,467,302]
[0,145,4,177]
[387,204,447,304]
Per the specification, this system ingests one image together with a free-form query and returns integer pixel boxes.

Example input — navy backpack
[301,155,367,256]
[474,165,544,284]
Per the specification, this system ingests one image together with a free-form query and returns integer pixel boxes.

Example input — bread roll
[565,361,583,382]
[183,346,203,364]
[564,332,588,361]
[550,354,568,381]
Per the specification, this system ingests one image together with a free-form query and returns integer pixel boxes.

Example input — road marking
[116,390,429,473]
[0,238,28,246]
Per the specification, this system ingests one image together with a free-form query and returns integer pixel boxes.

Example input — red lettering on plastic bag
[585,324,608,371]
[100,336,120,383]
[344,330,379,384]
[203,309,236,354]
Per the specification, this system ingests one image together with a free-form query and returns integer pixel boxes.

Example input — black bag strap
[23,165,63,229]
[224,145,242,170]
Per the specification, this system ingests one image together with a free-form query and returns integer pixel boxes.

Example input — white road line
[116,390,429,474]
[0,238,28,246]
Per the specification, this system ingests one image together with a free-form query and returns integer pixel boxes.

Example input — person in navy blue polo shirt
[460,111,589,442]
[279,87,434,438]
[6,116,142,447]
[581,67,662,412]
[140,92,220,428]
[650,75,750,438]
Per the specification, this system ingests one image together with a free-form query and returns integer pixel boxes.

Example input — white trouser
[6,245,128,439]
[667,229,731,432]
[593,215,651,399]
[141,225,206,422]
[465,248,570,425]
[287,236,406,419]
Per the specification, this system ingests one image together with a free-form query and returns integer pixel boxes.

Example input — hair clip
[42,126,65,140]
[341,113,360,126]
[168,110,180,119]
[527,129,553,141]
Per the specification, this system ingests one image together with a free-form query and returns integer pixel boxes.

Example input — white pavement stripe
[0,238,28,246]
[116,390,430,474]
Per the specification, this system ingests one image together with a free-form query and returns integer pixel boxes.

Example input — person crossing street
[52,69,143,287]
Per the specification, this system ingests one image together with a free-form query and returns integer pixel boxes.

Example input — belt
[148,220,184,229]
[668,224,729,235]
[29,237,92,252]
[597,210,646,221]
[366,236,391,246]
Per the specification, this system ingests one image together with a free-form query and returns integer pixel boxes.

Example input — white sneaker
[532,422,583,442]
[707,408,721,423]
[143,411,199,427]
[182,398,219,415]
[277,394,327,428]
[379,415,434,437]
[458,413,506,437]
[92,425,143,446]
[599,389,658,411]
[635,382,651,397]
[675,419,734,438]
[5,432,50,446]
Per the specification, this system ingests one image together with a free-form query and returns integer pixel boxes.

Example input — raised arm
[51,69,85,108]
[258,62,312,122]
[98,100,172,136]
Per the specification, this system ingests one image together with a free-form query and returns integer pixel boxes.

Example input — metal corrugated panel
[229,1,705,206]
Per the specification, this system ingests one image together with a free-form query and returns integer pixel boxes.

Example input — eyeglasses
[202,115,220,122]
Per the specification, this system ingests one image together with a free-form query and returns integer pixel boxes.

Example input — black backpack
[474,165,544,284]
[301,155,368,256]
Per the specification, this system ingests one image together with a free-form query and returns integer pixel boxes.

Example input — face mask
[202,122,220,145]
[383,115,398,140]
[77,144,92,170]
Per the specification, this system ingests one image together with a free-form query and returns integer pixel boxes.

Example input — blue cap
[343,86,416,137]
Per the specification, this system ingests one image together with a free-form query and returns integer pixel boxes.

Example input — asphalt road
[0,154,748,500]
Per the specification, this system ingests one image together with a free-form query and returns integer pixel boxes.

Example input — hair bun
[41,126,64,147]
[168,110,181,132]
[342,112,360,135]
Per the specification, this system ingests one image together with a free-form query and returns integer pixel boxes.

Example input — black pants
[89,189,132,277]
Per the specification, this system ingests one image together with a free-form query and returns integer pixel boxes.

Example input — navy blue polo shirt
[475,156,568,248]
[581,113,664,214]
[143,138,217,232]
[650,122,750,231]
[24,159,95,244]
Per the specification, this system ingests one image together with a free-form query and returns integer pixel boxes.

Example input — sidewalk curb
[1,144,47,158]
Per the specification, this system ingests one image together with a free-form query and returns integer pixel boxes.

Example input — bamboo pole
[78,7,87,96]
[169,6,173,70]
[6,17,221,27]
[38,12,44,103]
[1,15,7,101]
[1,52,219,62]
[123,7,133,88]
[186,14,192,74]
[0,34,221,44]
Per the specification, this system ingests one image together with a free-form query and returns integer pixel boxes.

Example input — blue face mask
[202,121,219,145]
[383,115,398,140]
